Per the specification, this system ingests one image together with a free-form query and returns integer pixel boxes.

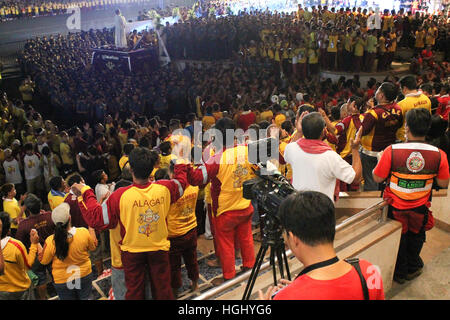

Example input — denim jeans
[53,273,93,300]
[111,267,126,300]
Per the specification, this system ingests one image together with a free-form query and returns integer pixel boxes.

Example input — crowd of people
[0,1,449,301]
[0,0,168,22]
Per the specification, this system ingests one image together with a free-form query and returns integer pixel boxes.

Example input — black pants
[389,207,426,278]
[395,231,425,278]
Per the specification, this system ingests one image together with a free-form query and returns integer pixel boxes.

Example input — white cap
[271,95,279,104]
[296,93,303,102]
[52,203,71,225]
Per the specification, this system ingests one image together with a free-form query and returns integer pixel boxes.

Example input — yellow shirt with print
[396,93,431,141]
[167,185,199,238]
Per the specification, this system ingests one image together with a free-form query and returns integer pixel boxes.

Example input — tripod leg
[282,247,292,281]
[242,243,268,300]
[276,247,285,279]
[270,247,277,286]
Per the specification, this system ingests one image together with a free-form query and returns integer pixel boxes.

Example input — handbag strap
[345,258,370,300]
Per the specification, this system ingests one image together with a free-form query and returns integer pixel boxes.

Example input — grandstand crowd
[0,0,449,300]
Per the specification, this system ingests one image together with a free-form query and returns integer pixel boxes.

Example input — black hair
[330,106,341,121]
[419,83,433,95]
[128,147,157,180]
[427,114,448,140]
[258,120,270,130]
[378,82,398,102]
[278,191,336,246]
[92,169,105,184]
[50,176,64,191]
[139,137,150,149]
[398,75,417,90]
[24,142,34,152]
[54,221,69,260]
[0,211,11,238]
[67,174,83,187]
[405,108,432,137]
[0,183,14,202]
[159,141,172,156]
[123,143,135,155]
[24,193,42,215]
[42,146,50,156]
[281,120,293,135]
[213,117,236,148]
[302,112,326,139]
[297,104,315,118]
[154,168,170,181]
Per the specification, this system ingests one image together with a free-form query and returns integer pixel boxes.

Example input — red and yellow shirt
[78,165,188,253]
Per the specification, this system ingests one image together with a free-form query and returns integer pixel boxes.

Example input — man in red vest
[373,108,449,284]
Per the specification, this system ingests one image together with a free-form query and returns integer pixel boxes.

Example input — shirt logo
[137,208,160,237]
[232,164,249,188]
[406,152,425,173]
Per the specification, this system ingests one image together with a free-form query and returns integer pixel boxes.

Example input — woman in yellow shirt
[39,203,97,300]
[1,183,25,237]
[0,212,40,299]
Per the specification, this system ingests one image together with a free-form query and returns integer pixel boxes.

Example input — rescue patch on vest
[406,152,425,173]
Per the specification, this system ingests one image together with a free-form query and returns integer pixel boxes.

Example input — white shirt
[23,153,42,180]
[95,183,115,203]
[3,158,23,184]
[284,142,356,202]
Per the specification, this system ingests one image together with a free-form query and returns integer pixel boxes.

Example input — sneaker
[393,274,406,284]
[406,268,423,281]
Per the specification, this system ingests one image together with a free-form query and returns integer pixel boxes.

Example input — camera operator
[373,108,449,284]
[186,117,256,286]
[259,191,385,300]
[284,112,362,202]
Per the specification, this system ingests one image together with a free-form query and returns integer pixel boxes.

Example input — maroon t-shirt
[16,212,55,248]
[64,192,89,229]
[237,111,256,131]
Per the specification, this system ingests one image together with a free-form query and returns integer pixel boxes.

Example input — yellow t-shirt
[60,142,74,166]
[275,114,286,128]
[159,154,176,170]
[3,198,22,230]
[119,155,129,170]
[415,31,425,48]
[48,191,68,211]
[40,227,96,284]
[167,185,199,238]
[396,93,431,141]
[202,115,216,131]
[327,35,338,53]
[0,238,37,292]
[259,110,274,122]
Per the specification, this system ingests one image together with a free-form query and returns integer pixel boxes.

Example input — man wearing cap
[15,194,54,299]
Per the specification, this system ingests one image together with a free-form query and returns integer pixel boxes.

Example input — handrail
[193,199,389,300]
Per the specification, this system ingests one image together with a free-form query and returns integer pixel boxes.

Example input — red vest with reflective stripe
[389,143,441,201]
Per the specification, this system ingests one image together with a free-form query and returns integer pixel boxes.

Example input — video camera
[243,169,295,221]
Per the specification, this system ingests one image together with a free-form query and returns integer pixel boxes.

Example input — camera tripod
[242,212,291,300]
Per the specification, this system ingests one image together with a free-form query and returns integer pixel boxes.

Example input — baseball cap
[280,100,288,108]
[12,139,21,146]
[52,203,71,225]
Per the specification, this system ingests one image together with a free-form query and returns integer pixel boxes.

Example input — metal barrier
[193,200,389,300]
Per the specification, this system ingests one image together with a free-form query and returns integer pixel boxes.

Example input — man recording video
[259,191,385,300]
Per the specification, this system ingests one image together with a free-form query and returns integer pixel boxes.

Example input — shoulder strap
[9,239,32,269]
[345,258,370,300]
